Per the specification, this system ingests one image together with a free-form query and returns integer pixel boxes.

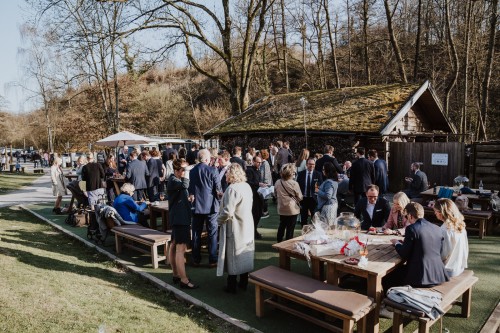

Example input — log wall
[470,142,500,190]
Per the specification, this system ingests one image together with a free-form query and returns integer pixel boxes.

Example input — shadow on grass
[0,210,241,333]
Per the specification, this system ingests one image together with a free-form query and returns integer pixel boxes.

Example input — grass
[0,206,242,333]
[0,172,42,194]
[24,202,500,333]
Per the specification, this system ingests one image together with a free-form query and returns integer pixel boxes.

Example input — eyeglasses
[367,196,378,199]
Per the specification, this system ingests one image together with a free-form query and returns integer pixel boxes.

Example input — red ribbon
[340,235,366,255]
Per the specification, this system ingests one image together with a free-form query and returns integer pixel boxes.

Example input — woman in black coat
[167,158,198,289]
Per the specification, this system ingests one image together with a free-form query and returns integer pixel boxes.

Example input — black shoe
[172,276,181,284]
[191,262,201,267]
[180,280,199,289]
[261,213,270,219]
[255,232,263,240]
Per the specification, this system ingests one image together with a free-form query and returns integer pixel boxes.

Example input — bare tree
[324,0,341,88]
[383,0,408,83]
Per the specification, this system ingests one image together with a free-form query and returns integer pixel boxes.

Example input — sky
[0,1,29,114]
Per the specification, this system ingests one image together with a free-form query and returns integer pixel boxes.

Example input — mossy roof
[205,83,423,136]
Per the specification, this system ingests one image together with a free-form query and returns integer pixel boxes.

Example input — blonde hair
[296,149,310,167]
[226,163,247,184]
[281,163,296,181]
[393,192,410,210]
[434,198,466,232]
[121,183,135,196]
[53,157,62,166]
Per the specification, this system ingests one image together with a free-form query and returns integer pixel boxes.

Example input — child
[15,159,21,173]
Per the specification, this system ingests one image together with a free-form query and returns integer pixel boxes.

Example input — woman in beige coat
[274,163,303,242]
[51,157,67,214]
[217,163,255,294]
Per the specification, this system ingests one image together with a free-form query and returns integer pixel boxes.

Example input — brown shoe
[191,262,201,268]
[208,262,218,268]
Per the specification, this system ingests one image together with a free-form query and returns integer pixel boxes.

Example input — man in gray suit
[126,151,149,201]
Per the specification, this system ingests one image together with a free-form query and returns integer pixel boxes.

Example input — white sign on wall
[431,153,448,166]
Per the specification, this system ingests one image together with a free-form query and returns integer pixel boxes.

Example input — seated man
[354,184,390,230]
[113,183,149,227]
[389,202,449,288]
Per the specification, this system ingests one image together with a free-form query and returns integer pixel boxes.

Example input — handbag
[65,209,89,227]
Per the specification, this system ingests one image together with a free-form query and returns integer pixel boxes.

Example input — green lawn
[0,172,42,193]
[0,206,242,333]
[24,202,500,333]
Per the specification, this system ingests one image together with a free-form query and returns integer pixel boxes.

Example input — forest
[0,0,498,152]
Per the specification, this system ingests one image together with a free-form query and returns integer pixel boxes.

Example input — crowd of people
[48,140,467,298]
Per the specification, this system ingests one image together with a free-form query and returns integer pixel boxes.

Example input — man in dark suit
[189,149,222,267]
[349,147,375,204]
[246,156,265,239]
[389,202,449,287]
[230,146,246,170]
[161,142,178,165]
[404,162,429,199]
[186,143,200,165]
[297,158,323,226]
[367,149,388,195]
[126,151,150,201]
[354,185,390,230]
[81,152,105,207]
[315,145,343,174]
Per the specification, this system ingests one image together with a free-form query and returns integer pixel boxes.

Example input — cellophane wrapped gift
[310,239,346,256]
[301,214,330,245]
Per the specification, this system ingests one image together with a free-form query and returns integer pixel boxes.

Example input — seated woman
[433,198,469,277]
[383,191,411,235]
[113,183,149,227]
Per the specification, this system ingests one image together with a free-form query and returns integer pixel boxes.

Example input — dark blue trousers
[191,213,218,264]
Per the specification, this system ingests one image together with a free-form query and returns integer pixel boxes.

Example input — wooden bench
[33,168,44,174]
[113,225,171,269]
[249,266,375,333]
[384,270,478,333]
[424,206,493,239]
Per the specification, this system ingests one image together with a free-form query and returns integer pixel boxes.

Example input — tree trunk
[362,0,371,85]
[443,0,459,115]
[413,0,422,81]
[324,0,340,88]
[280,0,290,92]
[478,0,498,141]
[461,0,474,139]
[346,0,353,87]
[383,0,408,83]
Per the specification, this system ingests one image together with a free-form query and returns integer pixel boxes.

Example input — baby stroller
[66,180,88,209]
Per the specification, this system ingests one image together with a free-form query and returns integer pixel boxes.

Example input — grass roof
[206,83,421,136]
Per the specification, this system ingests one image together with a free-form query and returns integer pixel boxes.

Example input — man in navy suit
[404,162,429,199]
[389,202,449,287]
[230,146,246,170]
[315,145,343,174]
[349,147,375,204]
[217,151,231,192]
[354,185,390,230]
[126,151,149,201]
[189,149,222,267]
[367,149,388,195]
[297,158,323,226]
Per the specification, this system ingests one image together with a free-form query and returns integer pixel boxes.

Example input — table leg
[366,274,383,333]
[115,234,122,254]
[311,258,324,280]
[479,219,485,239]
[326,263,340,286]
[278,250,290,270]
[113,181,121,195]
[150,209,158,230]
[162,211,169,232]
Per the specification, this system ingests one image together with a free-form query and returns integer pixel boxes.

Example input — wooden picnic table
[149,201,170,232]
[110,176,126,195]
[272,233,403,333]
[421,187,496,210]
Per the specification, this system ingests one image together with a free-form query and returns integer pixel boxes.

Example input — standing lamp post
[300,97,308,148]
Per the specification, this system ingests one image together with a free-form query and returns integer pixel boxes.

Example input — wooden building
[204,81,463,191]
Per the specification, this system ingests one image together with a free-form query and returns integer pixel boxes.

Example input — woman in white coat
[433,198,468,277]
[51,157,67,214]
[217,163,255,294]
